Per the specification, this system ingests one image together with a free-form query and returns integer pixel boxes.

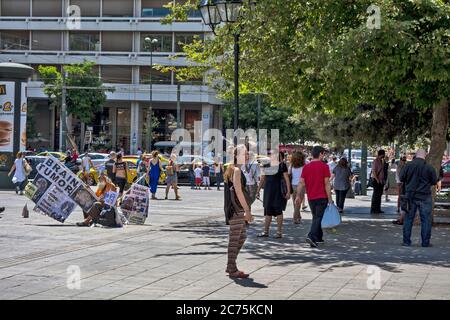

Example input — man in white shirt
[81,153,95,183]
[242,151,260,205]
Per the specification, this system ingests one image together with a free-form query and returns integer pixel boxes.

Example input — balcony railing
[0,16,203,23]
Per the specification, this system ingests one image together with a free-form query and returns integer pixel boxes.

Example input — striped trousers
[226,212,247,273]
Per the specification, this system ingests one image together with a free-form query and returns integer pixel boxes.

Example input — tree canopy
[38,61,112,123]
[166,0,449,169]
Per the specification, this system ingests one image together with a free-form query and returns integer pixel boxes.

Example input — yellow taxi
[37,151,67,161]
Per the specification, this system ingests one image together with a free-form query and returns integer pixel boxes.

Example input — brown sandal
[229,271,249,278]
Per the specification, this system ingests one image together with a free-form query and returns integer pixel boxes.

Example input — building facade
[0,0,221,154]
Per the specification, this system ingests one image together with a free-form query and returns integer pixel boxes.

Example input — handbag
[23,159,32,176]
[321,203,341,228]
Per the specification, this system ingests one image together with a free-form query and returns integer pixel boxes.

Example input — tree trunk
[426,99,449,175]
[426,99,449,222]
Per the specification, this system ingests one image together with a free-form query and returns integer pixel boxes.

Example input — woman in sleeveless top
[148,151,162,199]
[225,145,254,279]
[113,153,128,196]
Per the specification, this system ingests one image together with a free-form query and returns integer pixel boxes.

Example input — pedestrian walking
[202,162,211,190]
[332,157,353,214]
[105,151,116,183]
[189,160,196,189]
[289,151,306,224]
[256,152,291,239]
[165,155,181,200]
[400,149,437,247]
[384,157,392,202]
[81,152,95,185]
[223,162,235,225]
[225,144,254,278]
[8,152,28,195]
[148,151,162,199]
[295,146,333,248]
[242,151,260,205]
[214,161,224,191]
[194,164,202,189]
[370,149,386,214]
[113,153,129,197]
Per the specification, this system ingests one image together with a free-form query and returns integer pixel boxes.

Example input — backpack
[95,206,118,228]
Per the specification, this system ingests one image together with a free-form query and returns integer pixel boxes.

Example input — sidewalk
[0,187,449,300]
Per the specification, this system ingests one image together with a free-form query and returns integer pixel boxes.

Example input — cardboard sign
[29,155,98,222]
[120,184,150,225]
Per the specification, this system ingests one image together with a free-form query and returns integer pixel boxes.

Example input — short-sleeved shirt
[333,166,353,191]
[301,160,331,200]
[202,165,210,177]
[194,167,202,178]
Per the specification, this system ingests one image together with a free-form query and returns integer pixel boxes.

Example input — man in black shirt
[105,151,116,183]
[399,149,437,247]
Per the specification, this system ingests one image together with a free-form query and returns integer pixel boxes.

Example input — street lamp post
[199,0,253,136]
[144,37,158,152]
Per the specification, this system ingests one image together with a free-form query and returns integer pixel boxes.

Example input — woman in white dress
[8,152,28,195]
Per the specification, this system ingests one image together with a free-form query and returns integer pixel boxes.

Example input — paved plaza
[0,187,449,300]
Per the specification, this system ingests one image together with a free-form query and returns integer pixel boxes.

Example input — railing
[0,50,185,58]
[0,16,203,23]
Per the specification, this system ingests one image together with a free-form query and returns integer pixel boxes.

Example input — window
[153,109,178,142]
[69,32,100,51]
[32,0,62,17]
[140,67,172,85]
[1,0,30,16]
[69,0,101,17]
[142,0,171,17]
[0,31,29,50]
[31,31,62,51]
[101,66,132,84]
[141,34,172,53]
[103,0,133,17]
[175,33,203,52]
[102,32,133,52]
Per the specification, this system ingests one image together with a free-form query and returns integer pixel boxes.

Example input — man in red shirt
[295,146,333,247]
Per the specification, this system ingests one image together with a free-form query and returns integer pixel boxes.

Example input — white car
[77,153,109,170]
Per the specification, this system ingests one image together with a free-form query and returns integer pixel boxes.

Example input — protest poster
[120,184,150,225]
[35,185,77,223]
[28,155,98,222]
[104,191,119,207]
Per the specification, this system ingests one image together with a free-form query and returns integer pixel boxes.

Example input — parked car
[441,160,450,189]
[76,153,109,170]
[26,156,79,180]
[36,151,67,161]
[176,155,217,186]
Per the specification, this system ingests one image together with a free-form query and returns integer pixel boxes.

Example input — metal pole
[146,48,153,152]
[177,83,181,129]
[361,143,368,195]
[257,93,261,154]
[233,33,239,134]
[60,66,67,152]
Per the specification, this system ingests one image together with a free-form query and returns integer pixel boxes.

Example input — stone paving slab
[0,187,449,300]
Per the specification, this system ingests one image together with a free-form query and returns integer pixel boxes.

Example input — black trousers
[371,180,384,213]
[308,198,328,242]
[335,189,349,210]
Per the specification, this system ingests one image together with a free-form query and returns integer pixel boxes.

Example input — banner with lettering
[25,155,98,222]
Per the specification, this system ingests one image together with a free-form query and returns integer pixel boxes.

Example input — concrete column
[135,0,142,17]
[201,104,213,156]
[110,106,117,150]
[130,102,141,154]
